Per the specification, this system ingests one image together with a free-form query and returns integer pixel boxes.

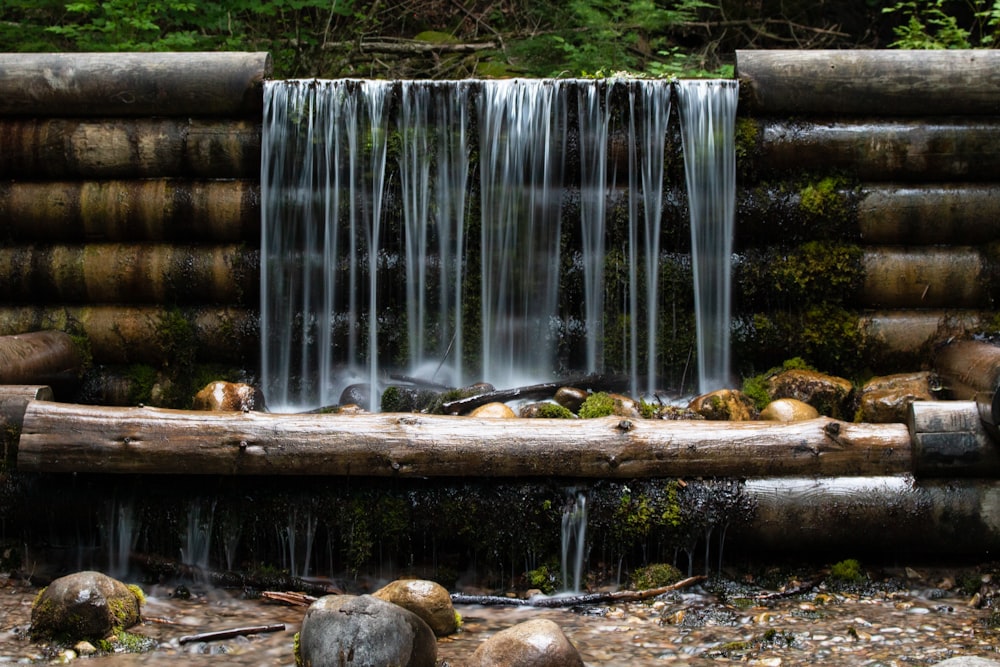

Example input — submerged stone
[760,398,819,422]
[297,594,436,667]
[30,571,142,642]
[467,618,584,667]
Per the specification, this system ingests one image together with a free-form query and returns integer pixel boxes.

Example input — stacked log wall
[734,49,1000,374]
[0,53,269,403]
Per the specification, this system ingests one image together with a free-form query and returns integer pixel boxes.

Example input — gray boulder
[296,594,436,667]
[30,571,142,641]
[467,618,584,667]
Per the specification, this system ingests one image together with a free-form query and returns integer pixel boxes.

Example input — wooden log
[0,244,258,305]
[0,306,256,365]
[736,49,1000,116]
[862,311,985,364]
[0,52,271,117]
[934,340,1000,431]
[0,331,80,386]
[16,401,912,477]
[0,385,53,461]
[0,119,260,179]
[0,180,259,242]
[908,401,1000,476]
[754,118,1000,181]
[861,247,988,309]
[858,184,1000,245]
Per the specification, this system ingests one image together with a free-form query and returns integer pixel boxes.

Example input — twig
[262,591,318,607]
[451,575,706,608]
[178,624,286,645]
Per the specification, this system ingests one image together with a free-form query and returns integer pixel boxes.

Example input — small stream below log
[3,567,1000,666]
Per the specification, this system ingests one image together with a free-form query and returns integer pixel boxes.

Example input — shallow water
[3,569,999,666]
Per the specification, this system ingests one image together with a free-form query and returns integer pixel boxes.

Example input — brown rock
[767,369,852,419]
[467,618,584,667]
[760,398,819,422]
[553,386,588,413]
[469,402,517,418]
[31,571,142,641]
[858,371,935,423]
[373,579,459,637]
[192,381,266,412]
[688,389,758,421]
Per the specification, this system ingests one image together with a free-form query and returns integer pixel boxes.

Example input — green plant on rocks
[629,562,682,590]
[829,558,865,583]
[579,392,615,418]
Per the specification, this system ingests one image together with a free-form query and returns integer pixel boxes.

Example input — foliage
[828,558,865,583]
[578,391,616,418]
[534,402,576,419]
[629,562,682,589]
[883,0,1000,48]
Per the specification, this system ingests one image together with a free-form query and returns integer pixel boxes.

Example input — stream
[2,565,999,666]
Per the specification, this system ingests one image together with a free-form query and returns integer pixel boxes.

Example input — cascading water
[560,491,588,593]
[261,78,735,411]
[677,80,739,393]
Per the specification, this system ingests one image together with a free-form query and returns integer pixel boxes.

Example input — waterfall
[261,78,734,411]
[677,80,739,394]
[560,491,587,593]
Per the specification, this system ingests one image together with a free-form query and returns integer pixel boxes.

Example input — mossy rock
[31,571,142,642]
[767,369,853,419]
[630,563,682,590]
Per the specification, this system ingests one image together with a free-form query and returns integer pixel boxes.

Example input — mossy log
[16,402,911,477]
[0,306,256,365]
[934,340,1000,432]
[908,400,1000,477]
[754,118,1000,181]
[0,52,271,117]
[0,119,261,179]
[0,331,81,386]
[858,184,1000,244]
[736,49,1000,116]
[861,247,990,309]
[0,180,259,242]
[0,244,258,305]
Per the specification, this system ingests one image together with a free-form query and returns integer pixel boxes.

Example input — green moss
[773,241,864,305]
[293,631,302,667]
[534,403,574,419]
[799,176,848,218]
[125,364,158,405]
[526,564,558,594]
[638,399,657,419]
[829,558,864,583]
[381,386,405,412]
[414,30,459,44]
[579,392,615,418]
[629,563,682,590]
[126,584,146,606]
[741,373,772,411]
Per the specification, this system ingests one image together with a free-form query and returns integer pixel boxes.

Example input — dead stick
[178,624,286,645]
[450,575,706,607]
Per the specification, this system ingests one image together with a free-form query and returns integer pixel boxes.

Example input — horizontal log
[754,118,1000,181]
[0,331,80,386]
[736,49,1000,116]
[861,247,988,309]
[0,119,260,179]
[0,52,271,117]
[934,340,1000,430]
[0,244,258,305]
[908,400,1000,476]
[0,306,256,365]
[0,385,52,461]
[0,180,259,242]
[862,310,985,359]
[858,184,1000,245]
[16,402,911,477]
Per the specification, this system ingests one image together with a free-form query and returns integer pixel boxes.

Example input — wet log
[908,400,1000,476]
[861,247,989,309]
[0,331,81,386]
[0,244,258,305]
[17,402,912,477]
[0,52,271,117]
[0,119,261,179]
[0,306,257,365]
[179,624,285,645]
[934,340,1000,432]
[754,118,1000,181]
[0,180,259,242]
[0,385,53,460]
[736,49,1000,116]
[858,184,1000,245]
[862,311,985,362]
[450,575,706,607]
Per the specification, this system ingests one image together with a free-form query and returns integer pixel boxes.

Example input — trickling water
[561,491,587,593]
[104,499,138,580]
[180,500,215,573]
[677,80,739,393]
[261,78,733,411]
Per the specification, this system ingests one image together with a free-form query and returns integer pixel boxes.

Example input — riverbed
[2,566,999,666]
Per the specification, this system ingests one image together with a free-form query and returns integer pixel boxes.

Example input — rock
[857,371,935,423]
[297,594,436,667]
[31,571,142,641]
[553,386,588,413]
[760,398,819,422]
[192,381,266,412]
[688,389,758,421]
[467,618,584,667]
[373,579,460,637]
[656,405,705,420]
[469,402,517,418]
[338,383,371,407]
[767,369,853,419]
[518,401,575,418]
[931,658,1000,667]
[380,385,441,413]
[607,393,641,418]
